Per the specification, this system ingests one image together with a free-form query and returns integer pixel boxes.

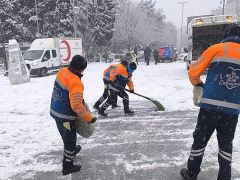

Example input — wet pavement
[9,101,240,180]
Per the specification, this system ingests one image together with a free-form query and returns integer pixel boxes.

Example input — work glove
[129,89,134,93]
[89,117,97,124]
[193,82,204,107]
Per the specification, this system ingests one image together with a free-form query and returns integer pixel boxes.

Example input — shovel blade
[151,99,165,111]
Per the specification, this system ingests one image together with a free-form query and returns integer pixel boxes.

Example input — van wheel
[40,68,47,77]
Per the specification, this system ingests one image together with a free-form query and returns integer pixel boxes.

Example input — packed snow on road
[0,61,239,180]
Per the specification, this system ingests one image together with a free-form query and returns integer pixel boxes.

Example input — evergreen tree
[0,0,24,42]
[88,0,116,51]
[13,0,37,41]
[37,0,57,37]
[54,0,74,37]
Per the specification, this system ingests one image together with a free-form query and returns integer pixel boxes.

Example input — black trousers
[94,79,118,107]
[100,88,129,111]
[145,56,150,65]
[55,118,77,169]
[188,108,238,180]
[95,86,108,107]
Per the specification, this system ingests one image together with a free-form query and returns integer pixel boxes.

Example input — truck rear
[186,14,240,69]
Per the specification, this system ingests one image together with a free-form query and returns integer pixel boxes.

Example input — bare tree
[111,0,177,52]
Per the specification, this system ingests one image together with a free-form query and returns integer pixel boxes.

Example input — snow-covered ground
[0,61,239,180]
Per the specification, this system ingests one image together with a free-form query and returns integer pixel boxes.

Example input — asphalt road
[10,101,240,180]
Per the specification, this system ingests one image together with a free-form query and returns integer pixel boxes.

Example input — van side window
[42,50,50,62]
[52,50,57,58]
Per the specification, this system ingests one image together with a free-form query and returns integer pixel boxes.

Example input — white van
[24,38,82,76]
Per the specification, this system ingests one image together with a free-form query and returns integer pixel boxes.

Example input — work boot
[62,164,81,176]
[180,168,197,180]
[124,109,134,115]
[73,145,81,156]
[98,108,108,117]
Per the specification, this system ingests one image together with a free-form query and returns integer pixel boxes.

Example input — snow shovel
[124,88,165,111]
[111,83,165,111]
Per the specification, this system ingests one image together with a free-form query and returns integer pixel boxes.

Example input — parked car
[178,52,188,61]
[158,46,177,62]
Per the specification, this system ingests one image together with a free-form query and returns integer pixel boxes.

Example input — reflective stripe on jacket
[189,40,240,115]
[50,67,92,122]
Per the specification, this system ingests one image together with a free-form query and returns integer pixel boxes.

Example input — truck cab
[24,49,60,76]
[24,38,82,77]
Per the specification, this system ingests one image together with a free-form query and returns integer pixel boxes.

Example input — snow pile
[0,61,239,179]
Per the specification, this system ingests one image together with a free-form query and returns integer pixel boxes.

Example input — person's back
[144,46,152,65]
[144,46,152,57]
[51,67,80,119]
[94,63,120,111]
[181,24,240,180]
[189,35,240,115]
[50,67,92,122]
[103,63,118,80]
[111,63,132,88]
[98,61,137,116]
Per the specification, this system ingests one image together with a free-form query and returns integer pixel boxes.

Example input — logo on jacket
[52,86,63,101]
[219,67,240,89]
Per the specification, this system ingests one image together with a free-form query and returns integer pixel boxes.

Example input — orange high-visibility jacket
[104,63,134,90]
[189,41,240,115]
[50,67,92,122]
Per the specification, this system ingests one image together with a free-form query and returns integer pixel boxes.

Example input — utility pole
[222,0,226,15]
[178,1,188,52]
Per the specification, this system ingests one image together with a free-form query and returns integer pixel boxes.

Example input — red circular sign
[60,40,71,62]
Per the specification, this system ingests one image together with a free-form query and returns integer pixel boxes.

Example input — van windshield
[23,50,44,61]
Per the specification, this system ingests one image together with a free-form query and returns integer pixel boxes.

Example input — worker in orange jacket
[180,25,240,180]
[96,60,137,116]
[93,62,121,110]
[50,55,97,176]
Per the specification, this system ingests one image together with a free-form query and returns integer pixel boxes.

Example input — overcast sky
[136,0,222,28]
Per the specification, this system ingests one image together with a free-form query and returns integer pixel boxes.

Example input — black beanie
[69,55,87,71]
